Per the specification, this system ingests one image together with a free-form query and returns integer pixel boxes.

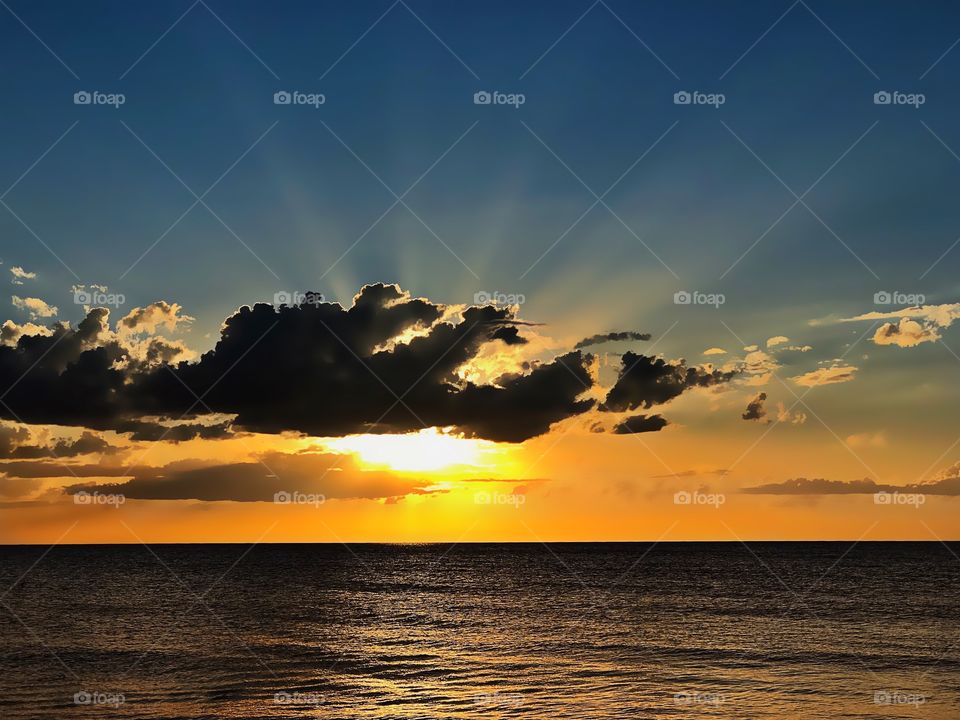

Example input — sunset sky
[1,0,959,543]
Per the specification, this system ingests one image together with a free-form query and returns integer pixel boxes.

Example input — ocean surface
[0,542,957,719]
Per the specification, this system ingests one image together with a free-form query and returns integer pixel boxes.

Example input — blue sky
[2,0,960,441]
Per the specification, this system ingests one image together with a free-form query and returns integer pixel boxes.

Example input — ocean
[0,542,956,718]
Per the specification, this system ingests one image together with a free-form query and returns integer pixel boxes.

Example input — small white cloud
[791,365,857,388]
[9,266,36,285]
[11,296,57,319]
[743,344,758,352]
[703,347,726,356]
[766,335,789,348]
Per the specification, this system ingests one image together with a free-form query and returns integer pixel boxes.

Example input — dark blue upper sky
[2,0,959,357]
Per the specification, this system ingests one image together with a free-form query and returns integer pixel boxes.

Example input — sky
[1,0,959,542]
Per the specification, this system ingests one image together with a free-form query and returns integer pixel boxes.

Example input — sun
[320,427,511,474]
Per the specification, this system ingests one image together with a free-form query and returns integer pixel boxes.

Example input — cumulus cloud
[0,284,600,443]
[12,296,57,319]
[791,364,857,387]
[118,301,194,338]
[741,392,767,421]
[703,347,726,356]
[872,318,939,347]
[766,336,789,348]
[574,331,651,349]
[842,303,960,348]
[9,266,36,285]
[1,319,52,346]
[600,352,740,412]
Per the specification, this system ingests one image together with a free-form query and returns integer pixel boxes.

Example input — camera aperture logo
[673,90,725,108]
[273,290,325,308]
[274,691,323,706]
[874,690,926,707]
[873,91,924,108]
[474,491,526,508]
[674,290,724,308]
[73,490,125,508]
[74,286,125,309]
[873,490,925,508]
[74,90,125,108]
[473,90,525,108]
[873,290,924,306]
[674,490,725,508]
[274,490,326,508]
[474,290,525,307]
[74,691,125,708]
[273,90,325,108]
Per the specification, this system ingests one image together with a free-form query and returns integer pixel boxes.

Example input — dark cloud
[63,451,436,502]
[601,352,740,413]
[574,331,651,350]
[0,284,734,444]
[0,423,119,459]
[611,414,668,434]
[742,476,960,496]
[741,392,767,421]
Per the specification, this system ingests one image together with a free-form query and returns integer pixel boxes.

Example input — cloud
[741,392,767,421]
[610,414,668,434]
[1,319,53,346]
[791,364,857,387]
[766,336,789,348]
[742,475,960,496]
[9,267,36,285]
[0,284,600,443]
[63,451,438,503]
[842,303,960,348]
[0,423,120,459]
[12,296,57,319]
[775,401,806,425]
[872,318,939,347]
[600,352,740,412]
[118,301,193,338]
[574,331,651,349]
[703,347,726,356]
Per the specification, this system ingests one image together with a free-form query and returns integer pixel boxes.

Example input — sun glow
[320,427,512,474]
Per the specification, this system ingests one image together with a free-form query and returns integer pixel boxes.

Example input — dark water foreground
[0,542,957,719]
